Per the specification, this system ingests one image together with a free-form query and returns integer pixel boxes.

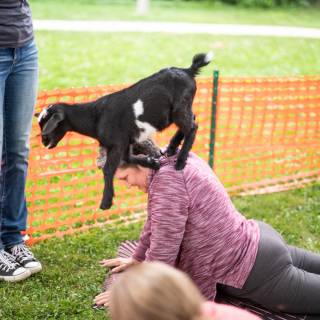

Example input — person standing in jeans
[0,0,42,282]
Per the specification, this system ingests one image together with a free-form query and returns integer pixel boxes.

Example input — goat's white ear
[42,112,65,135]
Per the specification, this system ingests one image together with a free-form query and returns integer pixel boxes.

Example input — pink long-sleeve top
[132,152,260,300]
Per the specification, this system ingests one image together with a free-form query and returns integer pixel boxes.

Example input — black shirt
[0,0,34,48]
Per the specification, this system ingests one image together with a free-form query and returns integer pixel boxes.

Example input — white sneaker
[0,250,31,282]
[7,244,42,275]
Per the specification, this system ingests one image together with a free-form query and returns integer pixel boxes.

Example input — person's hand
[94,290,110,307]
[100,257,139,273]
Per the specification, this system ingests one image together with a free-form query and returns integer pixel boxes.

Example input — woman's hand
[95,257,139,307]
[100,257,139,273]
[94,290,110,307]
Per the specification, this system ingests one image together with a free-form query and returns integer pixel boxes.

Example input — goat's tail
[185,52,213,77]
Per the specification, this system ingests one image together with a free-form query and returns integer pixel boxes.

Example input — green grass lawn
[37,31,320,90]
[29,0,320,90]
[1,1,319,319]
[1,182,319,320]
[30,0,320,28]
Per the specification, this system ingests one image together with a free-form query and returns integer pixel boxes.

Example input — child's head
[109,262,205,320]
[109,262,260,320]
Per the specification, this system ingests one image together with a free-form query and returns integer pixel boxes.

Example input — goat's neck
[64,103,98,139]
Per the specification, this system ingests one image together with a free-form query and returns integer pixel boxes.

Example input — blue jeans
[0,39,38,250]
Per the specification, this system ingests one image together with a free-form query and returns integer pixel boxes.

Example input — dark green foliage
[174,0,318,8]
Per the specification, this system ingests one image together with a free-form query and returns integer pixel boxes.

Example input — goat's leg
[124,145,160,170]
[172,90,198,170]
[100,146,122,210]
[166,130,184,156]
[172,107,197,170]
[167,115,196,157]
[96,145,107,169]
[175,121,198,170]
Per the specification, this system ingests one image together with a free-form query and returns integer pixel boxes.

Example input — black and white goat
[36,52,213,210]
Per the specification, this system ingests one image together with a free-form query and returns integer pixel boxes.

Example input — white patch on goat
[205,51,214,63]
[38,104,54,123]
[133,99,144,117]
[132,99,157,143]
[38,108,48,123]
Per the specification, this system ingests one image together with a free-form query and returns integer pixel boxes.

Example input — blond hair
[109,262,208,320]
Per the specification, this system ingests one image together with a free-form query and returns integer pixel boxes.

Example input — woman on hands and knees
[95,139,320,316]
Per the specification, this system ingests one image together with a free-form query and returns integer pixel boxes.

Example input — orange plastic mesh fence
[26,76,320,244]
[214,76,320,195]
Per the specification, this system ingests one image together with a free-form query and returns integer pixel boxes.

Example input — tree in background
[136,0,150,15]
[165,0,319,8]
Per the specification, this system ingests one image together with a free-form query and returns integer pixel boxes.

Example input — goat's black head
[35,104,68,149]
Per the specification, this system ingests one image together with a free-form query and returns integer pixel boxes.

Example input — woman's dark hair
[131,139,161,158]
[97,139,161,170]
[119,139,162,169]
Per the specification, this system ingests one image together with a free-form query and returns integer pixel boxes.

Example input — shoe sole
[27,264,42,275]
[0,269,32,282]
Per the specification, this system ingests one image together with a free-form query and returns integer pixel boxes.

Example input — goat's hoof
[153,159,161,170]
[100,199,113,210]
[147,157,160,170]
[175,159,186,171]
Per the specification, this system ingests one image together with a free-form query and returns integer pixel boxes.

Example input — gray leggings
[220,221,320,315]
